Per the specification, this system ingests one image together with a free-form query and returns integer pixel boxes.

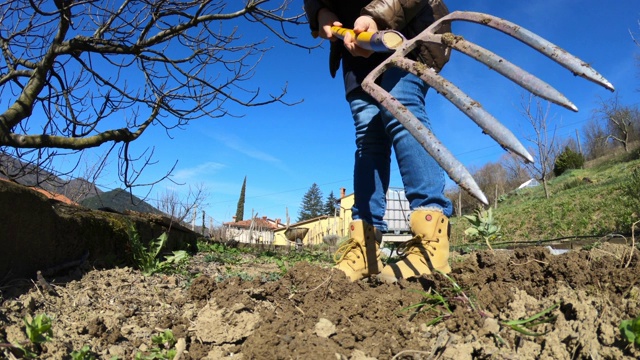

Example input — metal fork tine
[440,11,615,92]
[438,34,578,112]
[361,78,490,205]
[390,57,534,164]
[360,10,615,204]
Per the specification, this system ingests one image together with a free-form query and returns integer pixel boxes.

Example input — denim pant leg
[380,68,454,217]
[347,90,391,232]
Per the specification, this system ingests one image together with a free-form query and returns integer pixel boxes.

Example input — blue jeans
[347,67,453,232]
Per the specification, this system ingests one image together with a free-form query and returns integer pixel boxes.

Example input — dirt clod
[1,245,639,359]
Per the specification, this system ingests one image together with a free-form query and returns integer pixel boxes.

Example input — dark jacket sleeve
[304,0,342,78]
[304,0,325,32]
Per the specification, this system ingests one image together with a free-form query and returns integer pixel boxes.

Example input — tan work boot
[333,220,383,281]
[379,210,451,283]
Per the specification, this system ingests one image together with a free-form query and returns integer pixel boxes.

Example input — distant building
[517,179,540,189]
[223,216,285,244]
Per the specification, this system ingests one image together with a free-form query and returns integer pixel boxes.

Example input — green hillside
[80,188,163,215]
[449,150,640,247]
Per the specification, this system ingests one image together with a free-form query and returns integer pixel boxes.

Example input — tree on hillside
[324,191,338,216]
[499,152,531,189]
[0,1,309,188]
[235,176,247,222]
[581,118,609,160]
[593,95,640,153]
[298,183,324,222]
[553,146,584,177]
[447,160,516,214]
[474,162,509,209]
[520,94,559,199]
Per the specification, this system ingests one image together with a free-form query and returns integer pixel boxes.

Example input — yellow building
[273,188,354,247]
[273,187,412,247]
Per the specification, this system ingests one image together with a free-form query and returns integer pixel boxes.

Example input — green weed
[23,314,53,344]
[201,242,243,265]
[620,315,640,348]
[135,330,177,360]
[7,314,54,359]
[70,345,98,360]
[401,271,478,326]
[500,303,560,337]
[463,208,502,251]
[128,226,189,276]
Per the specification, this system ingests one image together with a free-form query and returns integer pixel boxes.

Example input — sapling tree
[519,94,559,199]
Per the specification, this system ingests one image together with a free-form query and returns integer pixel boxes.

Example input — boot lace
[397,234,437,257]
[333,238,363,265]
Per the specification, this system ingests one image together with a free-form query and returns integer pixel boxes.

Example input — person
[303,0,454,283]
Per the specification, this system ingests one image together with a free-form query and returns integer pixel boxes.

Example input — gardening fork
[361,11,615,205]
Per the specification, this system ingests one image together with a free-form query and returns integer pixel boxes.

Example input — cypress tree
[235,176,246,221]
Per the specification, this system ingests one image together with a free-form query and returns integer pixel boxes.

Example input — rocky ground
[1,242,640,359]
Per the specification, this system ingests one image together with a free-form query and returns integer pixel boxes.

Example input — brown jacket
[304,0,451,78]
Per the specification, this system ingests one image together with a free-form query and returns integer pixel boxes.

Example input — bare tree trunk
[542,178,550,199]
[520,93,559,200]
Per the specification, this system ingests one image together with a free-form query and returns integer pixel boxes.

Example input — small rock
[22,295,36,312]
[315,318,336,338]
[350,349,376,360]
[483,317,500,333]
[108,345,125,357]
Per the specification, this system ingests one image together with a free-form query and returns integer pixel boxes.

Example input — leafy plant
[202,242,243,265]
[9,314,54,358]
[128,226,189,276]
[135,330,177,359]
[620,315,640,348]
[23,314,53,344]
[463,208,502,251]
[71,345,97,360]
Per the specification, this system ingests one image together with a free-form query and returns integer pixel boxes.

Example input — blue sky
[88,0,638,227]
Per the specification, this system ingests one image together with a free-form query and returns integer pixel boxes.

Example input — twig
[593,248,621,260]
[30,279,46,299]
[391,350,432,360]
[625,220,639,269]
[173,338,186,360]
[288,274,332,299]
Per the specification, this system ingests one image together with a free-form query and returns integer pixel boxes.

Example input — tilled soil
[1,243,639,359]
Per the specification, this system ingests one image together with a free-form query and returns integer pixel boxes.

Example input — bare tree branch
[0,0,315,187]
[592,94,640,153]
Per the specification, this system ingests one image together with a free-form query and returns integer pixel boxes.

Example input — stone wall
[0,180,198,281]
